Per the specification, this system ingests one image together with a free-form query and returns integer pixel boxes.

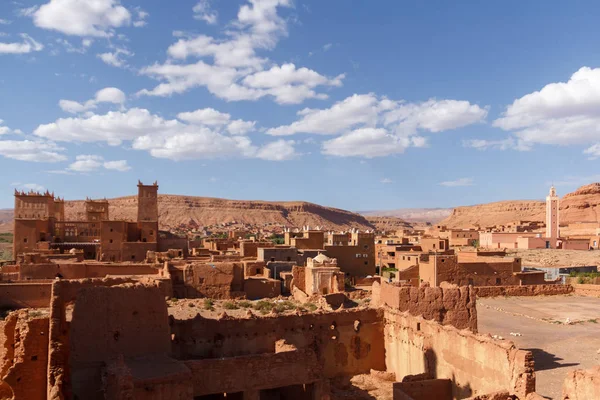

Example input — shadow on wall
[524,348,580,372]
[424,347,474,399]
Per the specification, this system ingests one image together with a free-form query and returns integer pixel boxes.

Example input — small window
[364,261,368,265]
[24,238,28,243]
[110,228,114,232]
[270,257,275,262]
[496,278,501,285]
[468,278,474,286]
[149,230,154,235]
[256,268,261,275]
[109,239,113,244]
[131,255,135,260]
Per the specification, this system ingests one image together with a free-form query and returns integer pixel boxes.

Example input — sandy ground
[506,248,600,267]
[478,295,600,399]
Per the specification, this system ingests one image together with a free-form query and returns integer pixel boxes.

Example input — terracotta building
[13,181,160,262]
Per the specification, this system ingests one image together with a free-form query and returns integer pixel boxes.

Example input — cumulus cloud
[31,0,131,37]
[193,0,218,24]
[97,47,133,68]
[138,0,343,104]
[268,93,487,157]
[485,67,600,157]
[255,139,297,161]
[133,7,148,27]
[439,177,474,187]
[380,178,393,184]
[59,87,126,114]
[33,107,294,161]
[0,33,44,54]
[0,140,66,162]
[68,154,131,172]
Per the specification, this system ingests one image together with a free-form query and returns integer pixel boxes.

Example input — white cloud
[97,47,132,68]
[0,33,44,54]
[33,107,294,162]
[380,178,392,184]
[193,0,218,24]
[227,119,256,135]
[56,38,92,54]
[59,87,126,114]
[583,144,600,160]
[138,0,343,104]
[255,139,297,161]
[177,108,257,135]
[133,7,148,27]
[0,140,66,162]
[492,67,600,150]
[0,19,11,25]
[439,177,474,187]
[268,93,486,157]
[322,128,411,158]
[32,0,131,37]
[68,154,131,172]
[323,43,332,51]
[462,138,531,151]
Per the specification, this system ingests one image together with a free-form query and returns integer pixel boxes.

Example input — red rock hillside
[440,183,600,228]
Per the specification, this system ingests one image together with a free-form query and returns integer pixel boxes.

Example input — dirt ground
[506,248,600,267]
[167,297,371,320]
[478,295,600,399]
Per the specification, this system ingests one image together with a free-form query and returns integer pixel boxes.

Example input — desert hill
[2,195,376,232]
[440,183,600,229]
[360,208,452,223]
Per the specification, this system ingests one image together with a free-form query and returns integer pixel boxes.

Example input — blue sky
[2,0,600,211]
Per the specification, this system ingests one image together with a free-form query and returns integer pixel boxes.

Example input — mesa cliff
[440,183,600,228]
[59,194,375,231]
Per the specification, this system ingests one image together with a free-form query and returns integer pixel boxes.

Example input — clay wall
[14,193,54,220]
[562,239,590,250]
[243,277,281,300]
[0,311,49,400]
[395,253,422,270]
[264,261,295,279]
[100,221,127,261]
[258,247,298,262]
[239,241,274,258]
[419,255,521,287]
[420,238,449,252]
[292,266,306,292]
[121,241,157,262]
[0,283,52,308]
[17,262,160,280]
[68,283,170,399]
[474,284,573,297]
[384,310,535,399]
[170,309,385,378]
[181,262,244,299]
[291,231,325,250]
[561,366,600,400]
[374,281,477,331]
[570,284,600,297]
[393,379,452,400]
[137,182,159,222]
[324,244,375,278]
[242,260,266,278]
[457,250,507,262]
[13,219,50,257]
[138,220,159,244]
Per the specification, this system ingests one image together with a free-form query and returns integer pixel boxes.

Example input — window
[364,261,368,265]
[441,259,445,263]
[149,230,154,235]
[24,238,28,243]
[256,268,261,275]
[109,239,113,244]
[131,255,135,260]
[496,278,501,285]
[468,278,474,285]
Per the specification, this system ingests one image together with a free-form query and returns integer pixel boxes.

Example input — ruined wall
[474,284,573,298]
[182,262,244,299]
[571,284,600,298]
[68,283,170,400]
[0,311,49,400]
[561,366,600,400]
[240,241,274,258]
[243,277,281,300]
[0,283,52,309]
[374,281,477,331]
[170,309,385,379]
[121,241,157,262]
[17,262,160,280]
[384,310,535,399]
[292,265,307,293]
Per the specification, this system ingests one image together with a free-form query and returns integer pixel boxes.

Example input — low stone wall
[474,284,573,298]
[373,281,477,332]
[562,366,600,399]
[571,284,600,298]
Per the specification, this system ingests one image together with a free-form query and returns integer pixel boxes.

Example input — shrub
[223,301,239,310]
[203,298,214,310]
[238,300,252,308]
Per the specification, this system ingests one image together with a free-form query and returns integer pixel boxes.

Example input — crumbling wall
[562,366,600,399]
[243,277,281,300]
[384,310,535,399]
[182,262,244,299]
[18,262,160,280]
[170,309,385,378]
[475,284,573,298]
[0,283,52,309]
[292,266,306,292]
[374,281,477,331]
[0,310,49,400]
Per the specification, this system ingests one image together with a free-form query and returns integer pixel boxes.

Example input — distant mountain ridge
[359,208,452,223]
[0,195,375,232]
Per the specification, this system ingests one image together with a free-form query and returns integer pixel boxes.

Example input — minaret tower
[546,185,559,244]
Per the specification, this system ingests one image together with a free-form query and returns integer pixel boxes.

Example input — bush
[238,300,252,308]
[223,301,239,310]
[203,298,214,310]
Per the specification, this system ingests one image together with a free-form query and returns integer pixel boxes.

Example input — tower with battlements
[546,185,559,246]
